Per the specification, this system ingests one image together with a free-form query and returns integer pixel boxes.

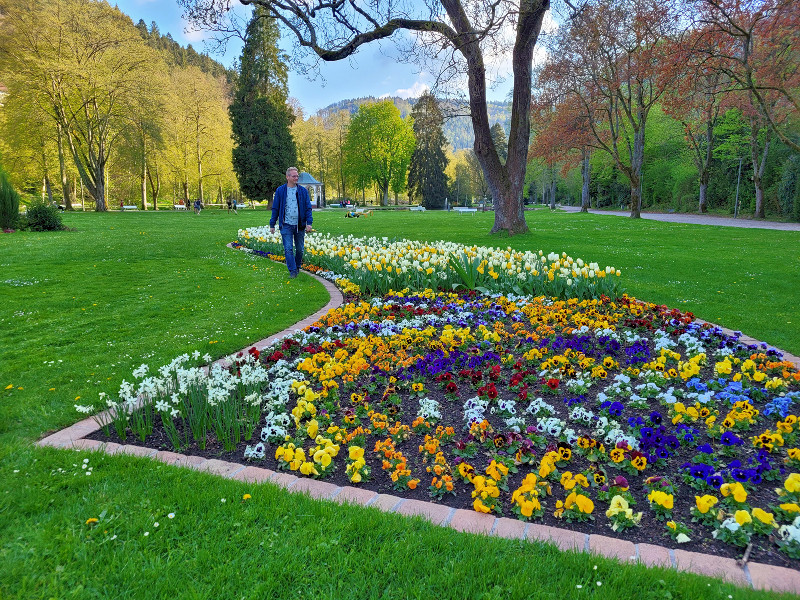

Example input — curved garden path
[37,245,800,595]
[557,205,800,231]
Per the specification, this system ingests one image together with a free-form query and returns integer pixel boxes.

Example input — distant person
[227,198,237,214]
[270,167,313,279]
[193,199,202,215]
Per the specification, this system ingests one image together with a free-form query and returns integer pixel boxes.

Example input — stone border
[35,248,800,595]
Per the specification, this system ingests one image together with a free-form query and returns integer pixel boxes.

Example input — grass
[1,208,797,599]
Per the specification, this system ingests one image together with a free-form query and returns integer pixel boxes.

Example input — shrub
[25,202,65,231]
[0,166,20,230]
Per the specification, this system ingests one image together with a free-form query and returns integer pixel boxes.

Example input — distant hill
[133,19,237,88]
[318,96,511,151]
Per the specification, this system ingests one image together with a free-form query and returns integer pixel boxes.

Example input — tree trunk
[699,180,708,214]
[183,178,189,205]
[629,173,642,219]
[549,170,556,210]
[629,124,645,219]
[699,117,713,213]
[749,113,770,219]
[141,134,148,210]
[197,158,204,205]
[581,148,590,212]
[447,0,546,235]
[73,175,80,209]
[94,163,106,211]
[43,174,53,204]
[148,163,161,210]
[56,122,72,210]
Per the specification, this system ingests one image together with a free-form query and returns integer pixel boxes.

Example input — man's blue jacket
[270,184,313,231]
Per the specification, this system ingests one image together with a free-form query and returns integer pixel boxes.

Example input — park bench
[453,207,477,215]
[235,203,246,209]
[121,205,138,211]
[173,204,187,210]
[409,206,426,212]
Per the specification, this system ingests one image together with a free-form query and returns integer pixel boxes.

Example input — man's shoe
[289,272,298,279]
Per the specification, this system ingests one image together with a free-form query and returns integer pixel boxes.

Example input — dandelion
[242,494,251,501]
[85,518,99,526]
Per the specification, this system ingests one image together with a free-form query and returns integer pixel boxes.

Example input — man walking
[270,167,313,278]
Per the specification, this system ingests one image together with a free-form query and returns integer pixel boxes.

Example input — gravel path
[556,205,800,231]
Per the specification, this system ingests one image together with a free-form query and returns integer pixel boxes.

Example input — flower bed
[85,286,800,568]
[236,230,623,299]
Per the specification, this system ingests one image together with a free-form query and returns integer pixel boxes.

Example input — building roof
[298,172,321,185]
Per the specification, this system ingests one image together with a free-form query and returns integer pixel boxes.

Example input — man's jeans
[280,224,305,275]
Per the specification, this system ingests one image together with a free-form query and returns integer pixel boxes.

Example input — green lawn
[1,209,797,599]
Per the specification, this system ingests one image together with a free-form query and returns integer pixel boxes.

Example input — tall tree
[660,24,730,215]
[490,123,508,165]
[230,8,296,203]
[694,0,799,153]
[408,92,449,209]
[0,0,160,211]
[540,0,683,218]
[179,0,553,235]
[343,101,415,206]
[529,95,593,211]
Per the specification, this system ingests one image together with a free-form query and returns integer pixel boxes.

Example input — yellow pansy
[695,495,718,514]
[752,508,774,525]
[785,473,800,493]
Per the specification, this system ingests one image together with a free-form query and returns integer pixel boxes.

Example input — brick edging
[37,436,800,593]
[35,249,800,595]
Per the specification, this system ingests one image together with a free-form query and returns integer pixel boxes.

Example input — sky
[111,0,532,115]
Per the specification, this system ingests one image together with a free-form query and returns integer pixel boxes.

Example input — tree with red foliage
[693,0,799,153]
[540,0,684,218]
[661,29,729,214]
[529,94,594,211]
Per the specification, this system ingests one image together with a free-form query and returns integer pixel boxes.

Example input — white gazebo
[297,172,323,207]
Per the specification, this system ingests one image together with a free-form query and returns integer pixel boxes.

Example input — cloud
[392,81,430,99]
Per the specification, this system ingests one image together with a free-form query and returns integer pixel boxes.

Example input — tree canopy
[408,93,449,209]
[230,8,297,203]
[179,0,553,235]
[343,101,414,206]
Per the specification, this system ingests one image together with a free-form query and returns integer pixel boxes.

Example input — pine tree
[229,8,296,203]
[407,93,448,209]
[490,123,508,165]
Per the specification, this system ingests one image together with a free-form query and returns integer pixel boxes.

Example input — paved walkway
[36,246,800,595]
[557,205,800,231]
